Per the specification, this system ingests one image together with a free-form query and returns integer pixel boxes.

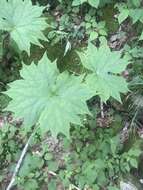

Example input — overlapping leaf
[78,43,129,102]
[4,54,93,137]
[0,0,48,54]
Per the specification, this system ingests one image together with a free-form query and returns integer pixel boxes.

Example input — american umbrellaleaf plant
[4,43,130,137]
[0,0,48,54]
[0,1,139,190]
[1,0,130,138]
[78,43,130,102]
[4,54,93,137]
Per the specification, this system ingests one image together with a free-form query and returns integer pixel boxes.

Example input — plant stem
[2,32,10,67]
[6,128,37,190]
[100,100,104,119]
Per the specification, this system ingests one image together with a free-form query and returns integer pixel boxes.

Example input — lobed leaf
[78,43,129,102]
[0,0,48,54]
[4,54,93,137]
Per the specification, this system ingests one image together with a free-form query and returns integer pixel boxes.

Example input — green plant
[4,42,130,137]
[78,43,129,102]
[72,0,100,8]
[0,0,48,54]
[0,0,143,189]
[0,119,142,190]
[4,54,93,137]
[56,125,142,189]
[48,0,109,48]
[116,0,143,39]
[0,121,24,189]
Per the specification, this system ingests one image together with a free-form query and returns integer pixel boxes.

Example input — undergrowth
[0,0,143,190]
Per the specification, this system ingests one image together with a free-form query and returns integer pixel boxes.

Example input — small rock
[120,181,138,190]
[139,179,143,184]
[0,117,5,128]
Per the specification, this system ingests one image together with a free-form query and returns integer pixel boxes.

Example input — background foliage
[0,0,143,190]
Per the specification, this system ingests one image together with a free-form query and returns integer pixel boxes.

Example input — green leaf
[88,0,100,8]
[129,158,138,168]
[24,179,38,190]
[139,31,143,40]
[89,31,98,42]
[72,0,86,6]
[129,9,143,24]
[44,153,53,161]
[72,0,100,8]
[48,180,57,190]
[19,154,44,177]
[110,136,119,154]
[128,148,141,157]
[93,184,100,190]
[48,161,59,171]
[131,0,141,7]
[118,9,129,24]
[4,54,92,137]
[0,0,48,54]
[108,186,120,190]
[78,43,129,102]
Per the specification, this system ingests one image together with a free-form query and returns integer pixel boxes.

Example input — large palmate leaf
[78,43,129,102]
[0,0,48,54]
[4,54,92,137]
